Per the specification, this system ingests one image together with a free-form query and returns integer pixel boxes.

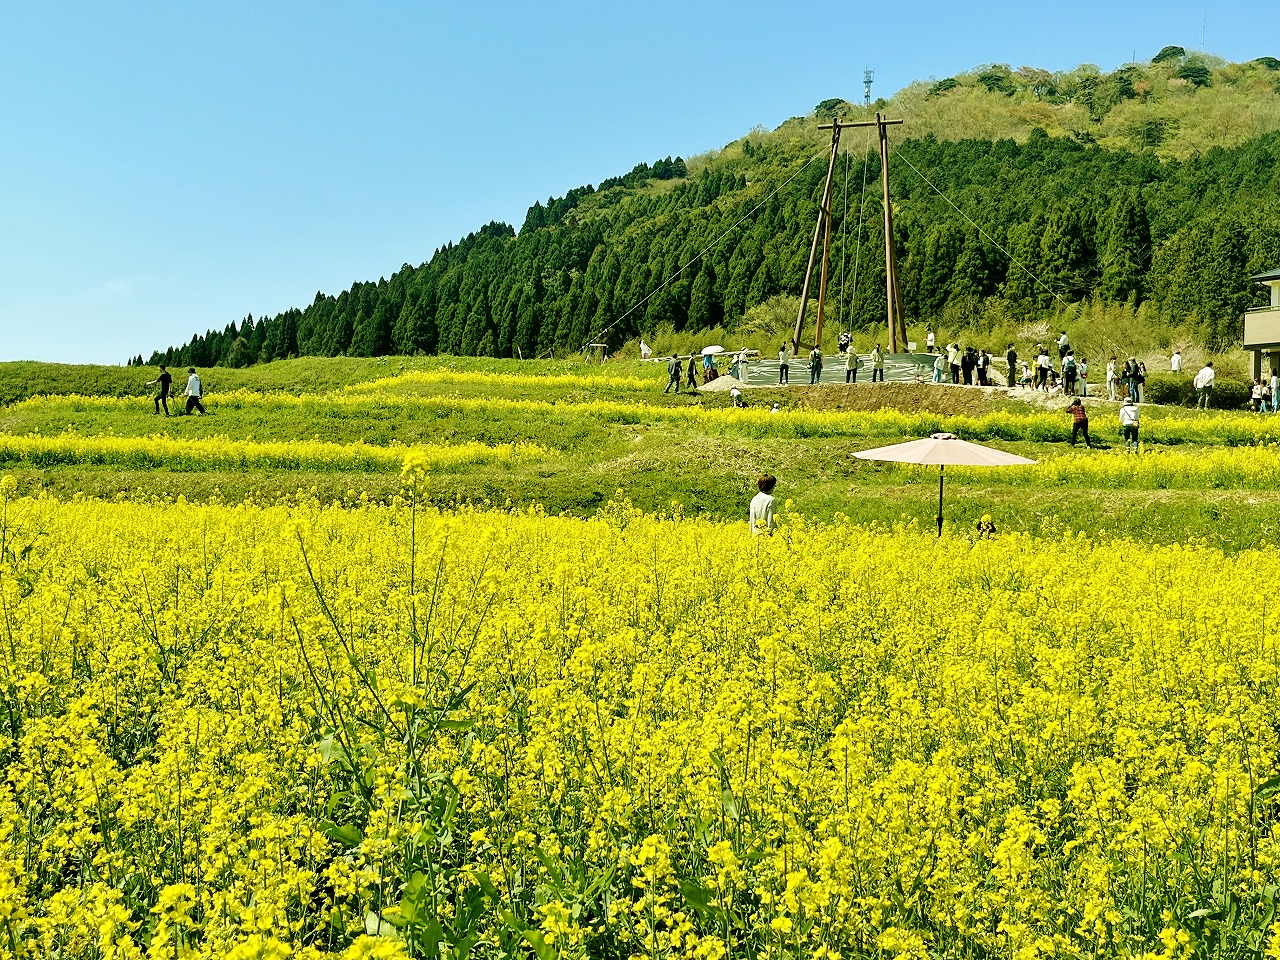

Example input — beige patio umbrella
[853,432,1036,536]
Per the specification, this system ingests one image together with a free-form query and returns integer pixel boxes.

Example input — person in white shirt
[1106,357,1117,401]
[1119,397,1140,453]
[639,340,652,360]
[926,325,936,354]
[1271,370,1279,415]
[1194,362,1216,409]
[749,475,777,535]
[778,344,790,385]
[1057,331,1070,360]
[184,368,206,415]
[1171,350,1182,373]
[1036,349,1051,390]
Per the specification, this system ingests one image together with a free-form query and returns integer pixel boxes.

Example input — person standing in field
[184,367,206,415]
[664,355,682,393]
[749,474,777,535]
[871,344,885,383]
[808,345,823,385]
[844,346,862,383]
[146,364,172,416]
[1062,352,1078,395]
[1057,330,1070,361]
[1171,349,1182,373]
[1106,356,1117,401]
[1005,343,1017,388]
[1194,361,1215,409]
[1119,396,1140,453]
[778,344,790,385]
[933,352,946,383]
[1078,356,1089,397]
[926,325,936,354]
[1137,361,1148,403]
[1035,347,1051,391]
[947,343,961,384]
[1067,397,1092,447]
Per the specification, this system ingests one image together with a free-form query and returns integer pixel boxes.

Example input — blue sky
[0,0,1271,363]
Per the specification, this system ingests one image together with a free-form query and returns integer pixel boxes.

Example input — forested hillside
[140,49,1280,368]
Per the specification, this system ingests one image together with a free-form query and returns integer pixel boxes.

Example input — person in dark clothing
[664,355,682,393]
[976,349,990,386]
[960,347,976,385]
[1005,344,1017,388]
[686,355,698,389]
[1067,397,1092,447]
[146,365,173,416]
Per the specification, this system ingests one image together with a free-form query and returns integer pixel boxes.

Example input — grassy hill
[138,49,1280,374]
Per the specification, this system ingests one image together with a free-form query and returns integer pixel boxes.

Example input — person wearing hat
[184,367,206,415]
[1119,396,1140,453]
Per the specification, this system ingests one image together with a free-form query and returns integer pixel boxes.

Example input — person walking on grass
[184,367,206,415]
[146,364,172,416]
[686,354,698,390]
[845,346,862,383]
[871,344,885,383]
[778,344,790,385]
[1067,397,1092,447]
[1005,343,1017,388]
[1194,361,1215,409]
[664,355,682,393]
[1119,396,1140,453]
[808,345,823,385]
[749,474,777,535]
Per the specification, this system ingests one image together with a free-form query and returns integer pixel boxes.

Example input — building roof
[1252,267,1280,283]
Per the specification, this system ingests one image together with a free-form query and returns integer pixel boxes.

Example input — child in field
[749,475,777,535]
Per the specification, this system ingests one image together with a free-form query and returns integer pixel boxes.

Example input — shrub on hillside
[1146,371,1251,409]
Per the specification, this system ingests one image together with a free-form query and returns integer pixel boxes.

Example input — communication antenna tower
[863,68,874,105]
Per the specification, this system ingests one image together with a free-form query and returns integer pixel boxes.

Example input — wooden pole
[792,124,842,354]
[815,193,835,349]
[879,113,900,353]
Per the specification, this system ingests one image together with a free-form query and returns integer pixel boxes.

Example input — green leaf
[318,820,363,847]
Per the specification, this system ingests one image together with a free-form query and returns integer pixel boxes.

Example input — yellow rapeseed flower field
[1,478,1278,958]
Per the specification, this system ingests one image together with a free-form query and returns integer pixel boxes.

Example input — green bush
[1146,372,1252,409]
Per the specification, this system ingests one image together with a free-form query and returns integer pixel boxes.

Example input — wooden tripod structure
[791,113,907,355]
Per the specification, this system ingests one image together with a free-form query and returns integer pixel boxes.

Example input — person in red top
[1067,397,1092,447]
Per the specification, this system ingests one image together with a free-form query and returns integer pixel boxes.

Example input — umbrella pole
[937,464,944,537]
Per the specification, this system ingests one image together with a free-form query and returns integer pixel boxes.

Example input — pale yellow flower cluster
[0,434,546,473]
[1,483,1277,957]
